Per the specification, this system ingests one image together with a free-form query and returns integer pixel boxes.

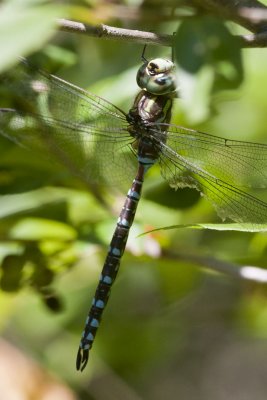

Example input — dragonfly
[1,56,267,372]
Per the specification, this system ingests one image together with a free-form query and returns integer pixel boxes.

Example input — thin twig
[239,6,267,23]
[58,18,267,48]
[165,251,267,283]
[191,0,267,33]
[57,19,172,47]
[240,30,267,47]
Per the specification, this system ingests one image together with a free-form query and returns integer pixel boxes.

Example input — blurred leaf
[0,0,66,73]
[175,16,242,82]
[42,45,77,70]
[175,16,243,122]
[9,218,77,241]
[31,261,54,287]
[144,182,200,209]
[176,65,215,122]
[156,257,201,304]
[238,291,267,337]
[21,244,55,288]
[40,288,63,312]
[141,222,267,235]
[0,189,67,219]
[0,166,51,195]
[89,64,137,109]
[0,254,25,291]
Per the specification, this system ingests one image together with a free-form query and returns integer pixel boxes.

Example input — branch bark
[165,251,267,283]
[57,19,172,47]
[191,0,267,33]
[241,30,267,47]
[58,18,267,48]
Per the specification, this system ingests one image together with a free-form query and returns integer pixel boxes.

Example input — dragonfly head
[137,58,177,95]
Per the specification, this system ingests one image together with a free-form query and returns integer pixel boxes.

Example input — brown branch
[57,19,172,47]
[191,0,267,33]
[58,18,267,48]
[240,30,267,47]
[239,6,267,23]
[165,251,267,283]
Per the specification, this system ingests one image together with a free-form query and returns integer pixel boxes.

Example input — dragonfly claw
[76,348,89,372]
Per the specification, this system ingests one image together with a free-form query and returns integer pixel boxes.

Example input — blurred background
[1,0,267,399]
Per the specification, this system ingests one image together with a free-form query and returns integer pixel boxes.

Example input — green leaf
[144,182,200,209]
[175,16,242,82]
[0,0,66,73]
[31,261,54,287]
[0,254,25,291]
[39,287,62,312]
[175,16,243,122]
[0,189,67,219]
[9,217,77,241]
[140,222,267,235]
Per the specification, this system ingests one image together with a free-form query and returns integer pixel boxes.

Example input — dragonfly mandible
[1,56,267,371]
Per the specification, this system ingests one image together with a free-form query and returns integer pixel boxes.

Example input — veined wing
[5,58,128,126]
[156,133,267,226]
[153,123,267,189]
[0,61,137,186]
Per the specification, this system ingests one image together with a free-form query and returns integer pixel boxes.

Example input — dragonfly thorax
[136,58,177,95]
[127,87,173,166]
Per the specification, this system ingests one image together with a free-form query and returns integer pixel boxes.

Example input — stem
[165,251,267,283]
[191,0,267,33]
[58,18,267,48]
[58,19,172,47]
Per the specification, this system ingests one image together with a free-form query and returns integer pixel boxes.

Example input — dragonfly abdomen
[77,172,146,371]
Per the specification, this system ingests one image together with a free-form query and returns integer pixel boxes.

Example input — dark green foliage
[0,254,25,291]
[175,16,243,90]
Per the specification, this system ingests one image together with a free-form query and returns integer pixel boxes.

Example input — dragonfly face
[136,58,177,95]
[127,58,177,164]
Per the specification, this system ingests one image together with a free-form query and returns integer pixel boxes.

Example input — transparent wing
[155,123,267,189]
[154,127,267,226]
[0,60,137,187]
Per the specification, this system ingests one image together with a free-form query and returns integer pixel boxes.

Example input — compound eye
[136,58,177,95]
[147,62,159,76]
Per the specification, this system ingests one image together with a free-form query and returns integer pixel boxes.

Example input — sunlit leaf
[0,0,66,73]
[9,218,77,241]
[141,222,267,235]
